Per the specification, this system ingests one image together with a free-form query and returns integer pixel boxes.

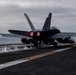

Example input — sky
[0,0,76,33]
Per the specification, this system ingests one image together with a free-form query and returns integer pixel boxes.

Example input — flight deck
[0,44,76,75]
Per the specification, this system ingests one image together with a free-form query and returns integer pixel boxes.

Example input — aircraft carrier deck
[0,44,76,75]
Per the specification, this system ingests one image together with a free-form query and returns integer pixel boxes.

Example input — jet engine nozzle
[29,31,41,37]
[29,31,34,37]
[36,32,40,36]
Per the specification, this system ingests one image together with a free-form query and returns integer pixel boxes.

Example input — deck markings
[0,47,71,69]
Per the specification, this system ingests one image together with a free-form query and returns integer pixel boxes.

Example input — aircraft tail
[42,13,52,30]
[24,14,35,31]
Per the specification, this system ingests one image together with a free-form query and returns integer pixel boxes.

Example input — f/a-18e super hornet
[2,13,76,47]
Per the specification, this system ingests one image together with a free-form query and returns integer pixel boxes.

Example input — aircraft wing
[51,32,76,39]
[8,30,30,36]
[1,33,31,38]
[0,30,32,39]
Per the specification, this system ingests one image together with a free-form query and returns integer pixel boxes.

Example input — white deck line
[0,59,28,69]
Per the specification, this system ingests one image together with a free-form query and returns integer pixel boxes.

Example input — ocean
[0,37,21,44]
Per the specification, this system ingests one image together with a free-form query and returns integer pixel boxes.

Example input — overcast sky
[0,0,76,33]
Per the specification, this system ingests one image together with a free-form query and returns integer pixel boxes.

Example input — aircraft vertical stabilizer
[24,14,35,31]
[42,13,52,30]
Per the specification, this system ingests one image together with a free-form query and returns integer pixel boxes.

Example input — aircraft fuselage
[32,29,60,41]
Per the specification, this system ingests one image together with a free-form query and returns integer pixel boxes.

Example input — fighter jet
[3,13,76,47]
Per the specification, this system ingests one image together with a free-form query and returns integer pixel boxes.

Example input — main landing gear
[53,42,57,47]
